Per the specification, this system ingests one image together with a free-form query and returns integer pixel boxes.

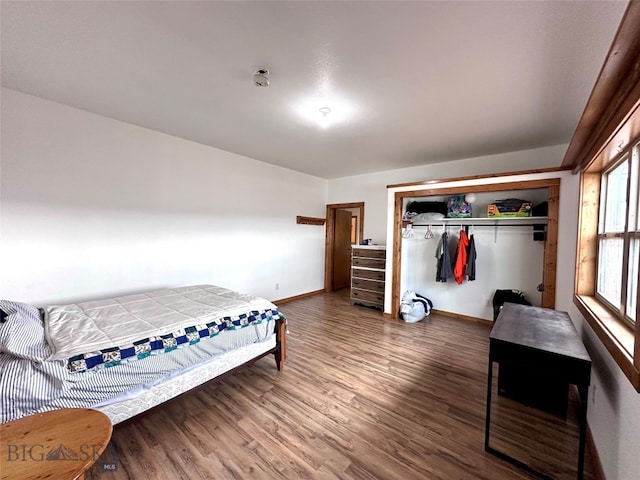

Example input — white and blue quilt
[45,284,282,372]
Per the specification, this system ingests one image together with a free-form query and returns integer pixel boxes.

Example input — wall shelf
[296,216,326,226]
[404,216,549,243]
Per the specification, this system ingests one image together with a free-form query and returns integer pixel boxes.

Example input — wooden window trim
[574,133,640,392]
[574,295,638,385]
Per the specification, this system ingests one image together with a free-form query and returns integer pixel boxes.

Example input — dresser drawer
[352,278,385,293]
[352,248,386,259]
[352,257,385,269]
[352,268,385,281]
[350,288,384,305]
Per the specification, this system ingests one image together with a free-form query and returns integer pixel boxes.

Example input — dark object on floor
[492,289,531,322]
[497,364,569,417]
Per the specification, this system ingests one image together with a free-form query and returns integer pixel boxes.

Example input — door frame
[325,202,365,292]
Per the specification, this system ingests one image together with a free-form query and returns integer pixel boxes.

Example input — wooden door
[333,209,353,290]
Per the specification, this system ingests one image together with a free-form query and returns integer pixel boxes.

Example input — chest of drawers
[350,245,386,310]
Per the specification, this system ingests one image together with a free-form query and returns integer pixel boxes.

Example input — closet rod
[407,216,548,228]
[411,222,547,227]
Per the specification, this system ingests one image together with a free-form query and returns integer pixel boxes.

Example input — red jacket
[454,230,469,284]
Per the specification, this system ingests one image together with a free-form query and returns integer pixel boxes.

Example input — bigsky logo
[45,443,81,460]
[5,442,118,471]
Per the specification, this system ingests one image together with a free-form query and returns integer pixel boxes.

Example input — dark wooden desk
[484,303,592,480]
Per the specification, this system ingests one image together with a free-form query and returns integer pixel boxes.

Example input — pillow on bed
[0,300,51,361]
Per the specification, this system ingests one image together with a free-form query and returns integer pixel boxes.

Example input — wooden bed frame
[274,317,287,369]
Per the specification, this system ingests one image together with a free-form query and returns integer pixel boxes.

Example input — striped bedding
[0,286,283,423]
[0,300,67,422]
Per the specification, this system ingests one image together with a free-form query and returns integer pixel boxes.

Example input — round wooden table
[1,408,112,480]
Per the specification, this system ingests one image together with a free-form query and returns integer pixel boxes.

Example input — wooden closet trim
[390,178,561,319]
[386,166,569,189]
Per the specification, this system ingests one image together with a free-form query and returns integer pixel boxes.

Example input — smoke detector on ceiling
[253,67,270,87]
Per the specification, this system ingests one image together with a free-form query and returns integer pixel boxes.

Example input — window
[628,147,640,324]
[596,152,639,325]
[575,136,640,391]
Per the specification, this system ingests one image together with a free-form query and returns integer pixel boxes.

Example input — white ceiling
[1,1,628,179]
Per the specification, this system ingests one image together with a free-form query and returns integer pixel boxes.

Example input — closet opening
[390,178,560,320]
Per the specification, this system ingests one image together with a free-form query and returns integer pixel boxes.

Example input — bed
[0,284,286,425]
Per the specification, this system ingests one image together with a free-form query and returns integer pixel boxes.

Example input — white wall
[327,144,567,243]
[0,88,328,305]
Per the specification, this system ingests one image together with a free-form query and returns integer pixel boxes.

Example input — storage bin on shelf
[487,199,532,217]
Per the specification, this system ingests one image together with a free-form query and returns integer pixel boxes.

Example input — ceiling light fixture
[294,95,356,129]
[317,107,333,128]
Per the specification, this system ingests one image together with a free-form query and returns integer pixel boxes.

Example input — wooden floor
[87,290,597,480]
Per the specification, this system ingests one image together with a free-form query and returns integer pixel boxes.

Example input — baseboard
[587,423,606,480]
[273,289,325,305]
[431,309,494,327]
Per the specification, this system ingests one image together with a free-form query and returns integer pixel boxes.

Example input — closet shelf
[406,216,548,227]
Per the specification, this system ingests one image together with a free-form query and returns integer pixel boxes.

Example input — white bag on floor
[400,290,433,323]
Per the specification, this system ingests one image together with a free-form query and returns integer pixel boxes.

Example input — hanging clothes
[467,233,477,281]
[435,232,453,282]
[453,229,469,284]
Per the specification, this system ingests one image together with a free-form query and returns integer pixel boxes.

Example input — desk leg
[577,385,589,480]
[484,356,493,451]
